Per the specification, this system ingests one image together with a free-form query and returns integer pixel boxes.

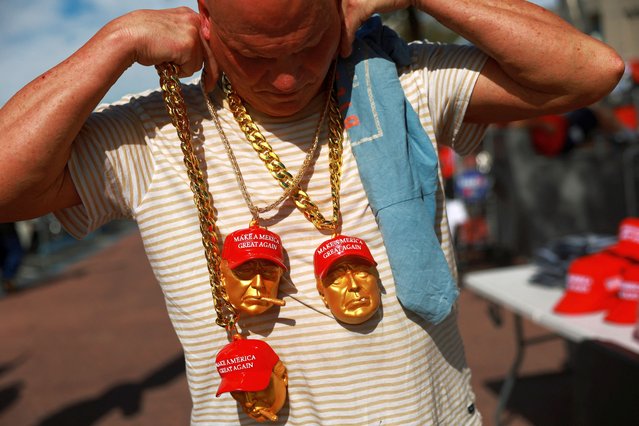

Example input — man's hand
[339,0,412,57]
[340,0,623,122]
[0,7,215,221]
[111,7,206,78]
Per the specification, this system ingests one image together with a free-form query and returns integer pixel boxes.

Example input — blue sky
[0,0,190,105]
[0,0,558,106]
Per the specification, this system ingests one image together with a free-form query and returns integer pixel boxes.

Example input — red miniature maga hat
[215,337,280,397]
[605,264,639,324]
[554,252,628,314]
[313,235,376,279]
[222,226,286,270]
[606,217,639,261]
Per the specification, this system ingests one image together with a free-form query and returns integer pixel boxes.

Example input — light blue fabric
[336,16,457,324]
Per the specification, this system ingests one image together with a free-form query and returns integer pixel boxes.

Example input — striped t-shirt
[56,40,487,425]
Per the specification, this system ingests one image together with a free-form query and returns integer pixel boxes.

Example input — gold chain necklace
[222,75,344,233]
[200,76,331,223]
[155,63,345,329]
[155,63,238,332]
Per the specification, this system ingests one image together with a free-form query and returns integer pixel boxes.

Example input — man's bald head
[207,0,334,36]
[198,0,342,116]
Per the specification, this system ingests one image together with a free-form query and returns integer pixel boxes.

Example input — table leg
[494,314,525,426]
[493,312,559,425]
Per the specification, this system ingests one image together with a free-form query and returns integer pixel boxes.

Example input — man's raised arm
[340,0,624,123]
[0,7,204,221]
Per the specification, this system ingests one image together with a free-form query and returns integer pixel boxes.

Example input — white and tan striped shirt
[55,41,487,425]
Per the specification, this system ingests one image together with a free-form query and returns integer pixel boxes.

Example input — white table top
[464,264,639,355]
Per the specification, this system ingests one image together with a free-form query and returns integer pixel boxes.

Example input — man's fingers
[340,21,355,57]
[339,12,361,58]
[178,47,204,78]
[338,0,374,58]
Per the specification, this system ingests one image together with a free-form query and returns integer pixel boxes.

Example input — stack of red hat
[554,218,639,325]
[605,265,639,324]
[553,252,626,315]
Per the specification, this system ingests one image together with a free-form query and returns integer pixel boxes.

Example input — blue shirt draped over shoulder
[336,16,457,324]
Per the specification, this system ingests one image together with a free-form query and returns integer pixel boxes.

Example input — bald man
[0,0,623,424]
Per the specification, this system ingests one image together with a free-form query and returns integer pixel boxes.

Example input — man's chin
[242,90,320,118]
[252,99,310,117]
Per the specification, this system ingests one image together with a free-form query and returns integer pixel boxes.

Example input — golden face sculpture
[221,226,287,315]
[314,235,381,324]
[317,256,381,324]
[231,360,288,422]
[221,259,285,315]
[216,337,288,423]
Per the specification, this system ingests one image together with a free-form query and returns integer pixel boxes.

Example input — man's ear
[197,0,212,41]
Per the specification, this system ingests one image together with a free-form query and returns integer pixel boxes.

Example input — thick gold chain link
[222,77,344,232]
[155,63,238,331]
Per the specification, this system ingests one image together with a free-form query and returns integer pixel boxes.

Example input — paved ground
[0,227,573,426]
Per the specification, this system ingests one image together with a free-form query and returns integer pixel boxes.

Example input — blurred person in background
[0,222,24,293]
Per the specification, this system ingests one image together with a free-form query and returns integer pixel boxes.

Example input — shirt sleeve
[54,99,154,239]
[404,40,488,156]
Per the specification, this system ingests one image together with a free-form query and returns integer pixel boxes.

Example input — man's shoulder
[97,81,201,111]
[93,81,204,122]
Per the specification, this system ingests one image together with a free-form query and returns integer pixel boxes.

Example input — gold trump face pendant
[221,225,287,316]
[216,335,288,422]
[314,235,381,324]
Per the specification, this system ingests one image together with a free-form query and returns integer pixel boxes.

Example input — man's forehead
[209,0,333,52]
[220,26,325,58]
[210,0,333,56]
[209,0,332,35]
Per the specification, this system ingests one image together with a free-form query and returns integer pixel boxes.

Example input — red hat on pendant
[222,226,287,270]
[605,265,639,324]
[215,337,280,397]
[606,217,639,261]
[553,252,628,314]
[314,235,376,279]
